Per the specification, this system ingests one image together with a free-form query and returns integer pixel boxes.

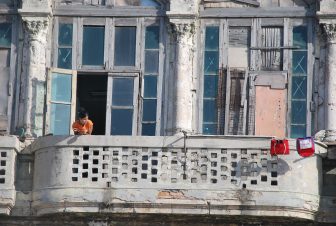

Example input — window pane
[293,26,307,49]
[291,125,306,139]
[50,103,71,135]
[142,123,156,136]
[0,23,11,47]
[111,109,133,135]
[115,0,160,7]
[291,76,307,99]
[142,99,157,121]
[0,49,10,67]
[291,100,306,124]
[51,73,72,102]
[145,51,159,73]
[203,99,217,123]
[205,27,219,51]
[292,51,307,75]
[112,78,134,106]
[59,24,73,46]
[203,123,217,135]
[114,27,136,66]
[58,48,72,69]
[204,75,218,98]
[83,26,105,66]
[141,0,160,7]
[204,51,219,74]
[145,26,159,49]
[144,75,157,98]
[261,27,283,70]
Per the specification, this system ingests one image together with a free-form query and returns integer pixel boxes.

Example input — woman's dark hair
[78,108,88,119]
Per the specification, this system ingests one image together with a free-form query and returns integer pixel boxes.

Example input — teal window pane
[291,100,307,124]
[142,123,156,136]
[111,109,133,135]
[58,48,72,69]
[204,75,218,98]
[291,76,307,99]
[203,99,217,123]
[114,27,136,66]
[293,26,307,49]
[59,24,73,46]
[50,103,71,135]
[51,73,72,102]
[145,51,159,73]
[145,26,159,49]
[291,125,306,138]
[0,23,11,47]
[83,26,105,65]
[203,123,217,135]
[205,27,219,51]
[141,0,160,7]
[112,78,134,106]
[144,75,157,98]
[292,51,307,75]
[204,51,219,74]
[142,99,157,121]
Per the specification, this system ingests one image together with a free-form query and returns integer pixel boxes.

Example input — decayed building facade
[0,0,336,225]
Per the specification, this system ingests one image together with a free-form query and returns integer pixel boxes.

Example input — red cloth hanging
[270,139,289,156]
[296,137,315,157]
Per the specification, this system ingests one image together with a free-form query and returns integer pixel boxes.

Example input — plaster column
[322,23,336,141]
[171,21,195,134]
[22,17,49,137]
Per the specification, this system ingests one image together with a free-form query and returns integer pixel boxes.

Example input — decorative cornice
[321,23,336,44]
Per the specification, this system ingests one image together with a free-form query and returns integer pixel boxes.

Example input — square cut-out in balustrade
[103,155,109,160]
[271,180,278,186]
[172,152,177,156]
[211,153,217,158]
[221,157,227,163]
[221,166,227,171]
[261,158,267,166]
[102,164,108,169]
[142,164,148,170]
[92,177,98,182]
[113,151,119,156]
[152,160,158,165]
[132,151,138,156]
[241,149,247,155]
[231,153,237,159]
[151,177,157,182]
[122,163,128,169]
[93,159,99,164]
[132,160,138,165]
[93,150,99,155]
[182,174,187,180]
[72,168,78,173]
[132,178,137,182]
[142,155,148,161]
[151,169,157,175]
[251,180,257,185]
[107,182,111,187]
[191,178,197,183]
[122,173,127,178]
[103,147,109,152]
[221,175,227,180]
[243,183,246,188]
[112,158,119,165]
[112,177,118,182]
[201,174,207,181]
[272,163,278,169]
[112,168,118,174]
[152,151,158,157]
[201,156,208,163]
[171,178,177,183]
[211,162,217,167]
[92,168,98,174]
[73,159,79,164]
[231,179,237,184]
[132,167,138,174]
[261,149,268,155]
[141,173,147,179]
[261,175,267,181]
[221,149,227,154]
[271,171,278,177]
[0,169,5,175]
[1,152,7,157]
[171,160,177,165]
[231,171,236,176]
[211,179,217,184]
[1,161,6,166]
[251,153,258,159]
[83,163,88,169]
[250,171,258,177]
[102,173,108,178]
[83,154,89,160]
[231,162,237,167]
[122,155,128,160]
[72,177,78,181]
[211,170,217,176]
[73,150,79,156]
[82,172,88,178]
[83,146,89,151]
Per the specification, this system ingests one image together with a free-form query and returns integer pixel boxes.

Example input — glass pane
[145,50,159,73]
[142,123,156,136]
[114,27,136,66]
[142,99,157,121]
[111,109,133,135]
[291,125,306,138]
[115,0,160,7]
[50,103,71,135]
[0,49,10,67]
[58,48,72,69]
[204,75,218,98]
[292,51,307,75]
[204,51,219,74]
[203,99,217,123]
[141,0,160,7]
[145,26,159,49]
[291,100,307,124]
[144,75,157,98]
[0,23,11,47]
[82,26,105,66]
[59,24,73,46]
[203,123,217,135]
[51,73,72,102]
[291,76,307,99]
[112,78,134,106]
[205,27,219,51]
[293,26,307,49]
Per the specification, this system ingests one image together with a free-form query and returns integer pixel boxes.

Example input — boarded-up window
[261,27,283,70]
[228,27,250,68]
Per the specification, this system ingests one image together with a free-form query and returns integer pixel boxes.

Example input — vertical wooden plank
[136,18,142,70]
[138,18,145,135]
[77,17,83,69]
[104,17,109,70]
[250,19,257,71]
[133,75,139,135]
[110,18,115,70]
[53,17,59,68]
[105,75,112,135]
[306,18,313,136]
[70,70,77,135]
[45,68,52,134]
[283,18,290,71]
[222,19,228,68]
[106,18,112,70]
[198,20,205,134]
[287,19,293,137]
[72,17,77,70]
[224,67,230,135]
[242,69,248,135]
[156,18,164,135]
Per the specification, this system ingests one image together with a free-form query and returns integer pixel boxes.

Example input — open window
[46,68,77,135]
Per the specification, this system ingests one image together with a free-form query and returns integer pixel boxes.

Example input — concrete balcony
[15,135,329,222]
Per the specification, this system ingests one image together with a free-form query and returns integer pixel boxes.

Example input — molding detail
[22,17,49,40]
[170,22,195,43]
[321,23,336,44]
